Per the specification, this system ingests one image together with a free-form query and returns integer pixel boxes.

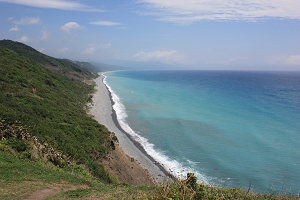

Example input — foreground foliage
[0,46,114,183]
[1,150,296,200]
[151,174,298,200]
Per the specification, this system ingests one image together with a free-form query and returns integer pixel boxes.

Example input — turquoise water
[104,70,300,194]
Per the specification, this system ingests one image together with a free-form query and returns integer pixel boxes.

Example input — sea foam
[102,70,300,193]
[103,73,211,183]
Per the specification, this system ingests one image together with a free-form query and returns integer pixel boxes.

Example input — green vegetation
[0,40,96,81]
[0,46,114,183]
[0,42,297,199]
[150,174,298,200]
[1,150,297,200]
[74,61,102,73]
[0,149,99,199]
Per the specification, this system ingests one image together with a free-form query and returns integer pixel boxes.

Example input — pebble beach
[89,73,173,184]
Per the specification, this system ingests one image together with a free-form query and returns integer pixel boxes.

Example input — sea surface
[103,70,300,194]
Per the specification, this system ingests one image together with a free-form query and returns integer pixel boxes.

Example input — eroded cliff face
[101,144,155,185]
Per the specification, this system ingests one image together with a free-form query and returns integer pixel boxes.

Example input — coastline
[89,73,175,184]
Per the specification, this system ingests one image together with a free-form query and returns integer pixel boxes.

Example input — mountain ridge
[0,40,96,81]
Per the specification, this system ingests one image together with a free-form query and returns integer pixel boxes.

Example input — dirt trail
[24,188,60,200]
[24,184,88,200]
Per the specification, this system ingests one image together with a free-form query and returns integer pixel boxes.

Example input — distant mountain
[102,60,176,70]
[0,39,96,81]
[72,61,102,73]
[90,62,126,72]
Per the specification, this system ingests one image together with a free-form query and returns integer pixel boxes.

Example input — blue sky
[0,0,299,71]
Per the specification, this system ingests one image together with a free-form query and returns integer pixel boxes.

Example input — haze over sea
[104,70,300,194]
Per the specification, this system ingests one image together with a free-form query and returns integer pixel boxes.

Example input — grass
[48,183,156,200]
[0,151,97,200]
[50,181,299,200]
[0,40,96,81]
[0,46,114,183]
[151,180,299,200]
[0,149,155,200]
[1,152,298,200]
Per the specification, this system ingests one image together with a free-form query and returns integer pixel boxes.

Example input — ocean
[103,70,300,194]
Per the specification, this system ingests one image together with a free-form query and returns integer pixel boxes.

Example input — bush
[87,161,113,184]
[0,46,113,183]
[2,139,28,152]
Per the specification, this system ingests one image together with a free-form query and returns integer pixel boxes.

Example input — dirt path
[24,188,61,200]
[24,184,88,200]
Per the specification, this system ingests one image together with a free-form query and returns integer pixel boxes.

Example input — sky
[0,0,300,71]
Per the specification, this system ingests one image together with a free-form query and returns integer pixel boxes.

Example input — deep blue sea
[104,70,300,194]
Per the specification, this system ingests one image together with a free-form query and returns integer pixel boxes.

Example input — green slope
[0,40,96,81]
[0,46,114,183]
[74,61,103,73]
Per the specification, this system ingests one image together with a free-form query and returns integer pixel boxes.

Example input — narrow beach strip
[89,73,175,184]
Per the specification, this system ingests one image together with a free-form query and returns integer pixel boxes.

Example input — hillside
[0,45,115,182]
[0,40,96,81]
[90,61,126,72]
[73,61,103,73]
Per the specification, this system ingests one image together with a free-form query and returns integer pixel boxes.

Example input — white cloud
[137,0,300,24]
[58,47,69,54]
[98,43,112,49]
[89,21,122,26]
[18,36,29,42]
[7,17,14,21]
[206,58,241,65]
[134,50,186,63]
[285,55,300,65]
[81,43,112,55]
[40,31,49,41]
[268,55,300,66]
[81,47,96,55]
[61,22,81,33]
[0,0,103,12]
[9,26,19,32]
[14,17,40,25]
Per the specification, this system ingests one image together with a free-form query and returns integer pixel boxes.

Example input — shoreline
[89,73,175,184]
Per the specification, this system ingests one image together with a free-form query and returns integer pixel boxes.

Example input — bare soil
[24,184,89,200]
[101,144,155,185]
[24,188,60,200]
